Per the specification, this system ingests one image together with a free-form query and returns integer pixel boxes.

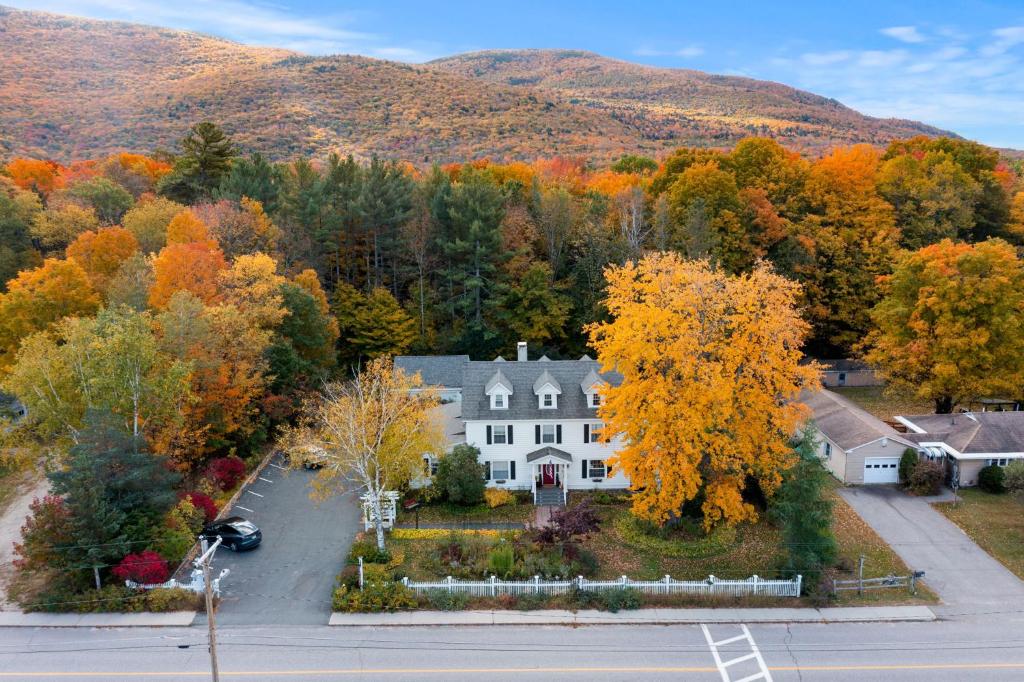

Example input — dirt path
[0,474,47,610]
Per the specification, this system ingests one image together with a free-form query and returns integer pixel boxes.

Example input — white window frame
[540,392,556,409]
[493,424,508,445]
[423,455,438,476]
[541,424,556,444]
[588,459,607,478]
[589,392,601,408]
[824,442,832,459]
[491,392,508,410]
[588,423,602,443]
[987,458,1009,467]
[491,460,511,481]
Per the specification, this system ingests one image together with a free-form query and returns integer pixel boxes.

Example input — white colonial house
[397,342,628,505]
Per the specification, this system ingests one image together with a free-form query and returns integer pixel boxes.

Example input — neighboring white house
[812,359,882,388]
[802,389,916,484]
[895,412,1024,488]
[397,342,628,505]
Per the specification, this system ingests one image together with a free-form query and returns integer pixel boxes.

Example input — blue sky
[12,0,1024,147]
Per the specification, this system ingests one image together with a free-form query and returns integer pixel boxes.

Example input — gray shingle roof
[485,368,513,394]
[533,369,561,394]
[899,412,1024,454]
[526,446,573,463]
[394,355,469,388]
[802,389,914,451]
[580,368,604,393]
[462,359,622,420]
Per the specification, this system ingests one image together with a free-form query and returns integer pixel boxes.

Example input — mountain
[428,50,953,152]
[0,7,958,164]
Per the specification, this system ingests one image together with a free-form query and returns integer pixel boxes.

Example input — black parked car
[201,517,262,551]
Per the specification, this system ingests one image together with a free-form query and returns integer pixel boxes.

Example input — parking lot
[205,453,360,626]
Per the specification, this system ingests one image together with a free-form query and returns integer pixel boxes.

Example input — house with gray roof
[802,389,916,484]
[396,342,626,505]
[394,355,469,402]
[896,411,1024,487]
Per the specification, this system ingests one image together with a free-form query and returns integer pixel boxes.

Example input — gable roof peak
[579,354,593,361]
[485,368,513,394]
[580,368,605,392]
[533,369,562,394]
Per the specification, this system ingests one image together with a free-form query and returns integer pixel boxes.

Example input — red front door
[542,464,555,486]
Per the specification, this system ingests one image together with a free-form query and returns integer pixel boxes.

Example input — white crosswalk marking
[701,623,774,682]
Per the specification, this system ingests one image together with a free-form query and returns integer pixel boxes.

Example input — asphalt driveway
[206,453,360,626]
[839,486,1024,614]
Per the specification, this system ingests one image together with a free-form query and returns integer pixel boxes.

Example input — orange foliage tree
[166,209,213,245]
[5,159,65,197]
[587,252,818,529]
[148,242,227,309]
[66,227,139,294]
[0,259,101,369]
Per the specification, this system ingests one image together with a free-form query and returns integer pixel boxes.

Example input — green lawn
[934,489,1024,580]
[395,497,535,526]
[831,385,936,421]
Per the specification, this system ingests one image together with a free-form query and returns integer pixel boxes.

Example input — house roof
[813,359,874,373]
[394,355,470,388]
[430,401,465,447]
[526,446,573,463]
[802,389,914,451]
[533,369,562,394]
[462,359,622,420]
[898,411,1024,455]
[485,368,513,394]
[580,368,604,393]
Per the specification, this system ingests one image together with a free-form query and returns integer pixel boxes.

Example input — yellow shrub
[484,488,515,508]
[390,528,505,540]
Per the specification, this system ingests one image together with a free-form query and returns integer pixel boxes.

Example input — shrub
[899,448,919,485]
[13,495,73,573]
[978,464,1006,494]
[487,542,515,577]
[348,537,392,564]
[207,456,246,491]
[332,580,417,613]
[570,587,641,612]
[1004,460,1024,493]
[612,513,738,558]
[908,460,944,496]
[178,491,218,523]
[534,500,600,547]
[112,550,170,585]
[484,488,515,509]
[434,444,485,506]
[145,587,202,612]
[154,498,202,563]
[424,590,470,611]
[390,528,501,540]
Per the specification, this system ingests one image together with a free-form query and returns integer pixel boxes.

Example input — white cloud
[800,50,851,66]
[881,26,926,43]
[634,44,704,59]
[8,0,436,60]
[981,25,1024,56]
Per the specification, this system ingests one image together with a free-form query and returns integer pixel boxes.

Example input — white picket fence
[400,574,801,598]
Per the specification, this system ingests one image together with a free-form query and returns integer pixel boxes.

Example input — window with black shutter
[535,424,541,444]
[556,424,562,444]
[510,461,516,480]
[581,460,588,478]
[508,425,514,444]
[484,461,491,481]
[486,425,492,445]
[583,424,590,443]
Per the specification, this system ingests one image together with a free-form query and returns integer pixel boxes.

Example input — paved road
[204,454,360,626]
[839,486,1024,613]
[4,617,1024,680]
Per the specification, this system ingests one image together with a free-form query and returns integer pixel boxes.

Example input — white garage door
[864,457,900,484]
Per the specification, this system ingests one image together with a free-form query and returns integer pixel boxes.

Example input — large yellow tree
[587,252,818,529]
[292,357,443,550]
[862,238,1024,413]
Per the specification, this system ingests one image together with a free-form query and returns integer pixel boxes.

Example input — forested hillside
[429,50,952,152]
[1,7,959,163]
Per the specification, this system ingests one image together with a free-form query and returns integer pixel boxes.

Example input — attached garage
[863,457,900,484]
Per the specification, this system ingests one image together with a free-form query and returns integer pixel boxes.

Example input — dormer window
[589,392,601,408]
[541,392,556,409]
[485,368,512,410]
[492,393,506,410]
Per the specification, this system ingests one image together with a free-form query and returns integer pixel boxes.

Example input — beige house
[896,412,1024,488]
[816,359,881,388]
[803,389,916,484]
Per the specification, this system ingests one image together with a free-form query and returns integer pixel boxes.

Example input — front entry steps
[534,487,565,507]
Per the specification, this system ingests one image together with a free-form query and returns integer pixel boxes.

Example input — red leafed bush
[178,491,218,522]
[112,550,170,584]
[207,456,246,491]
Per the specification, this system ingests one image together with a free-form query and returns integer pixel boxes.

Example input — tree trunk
[371,494,386,551]
[418,264,426,336]
[935,395,954,414]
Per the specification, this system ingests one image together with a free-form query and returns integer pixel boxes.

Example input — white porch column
[531,465,537,499]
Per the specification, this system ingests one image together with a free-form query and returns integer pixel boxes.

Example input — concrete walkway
[0,611,196,627]
[838,486,1024,613]
[329,605,935,626]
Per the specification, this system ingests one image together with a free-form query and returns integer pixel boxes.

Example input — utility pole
[196,537,223,682]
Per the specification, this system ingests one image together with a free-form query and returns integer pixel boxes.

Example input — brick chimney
[517,341,528,362]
